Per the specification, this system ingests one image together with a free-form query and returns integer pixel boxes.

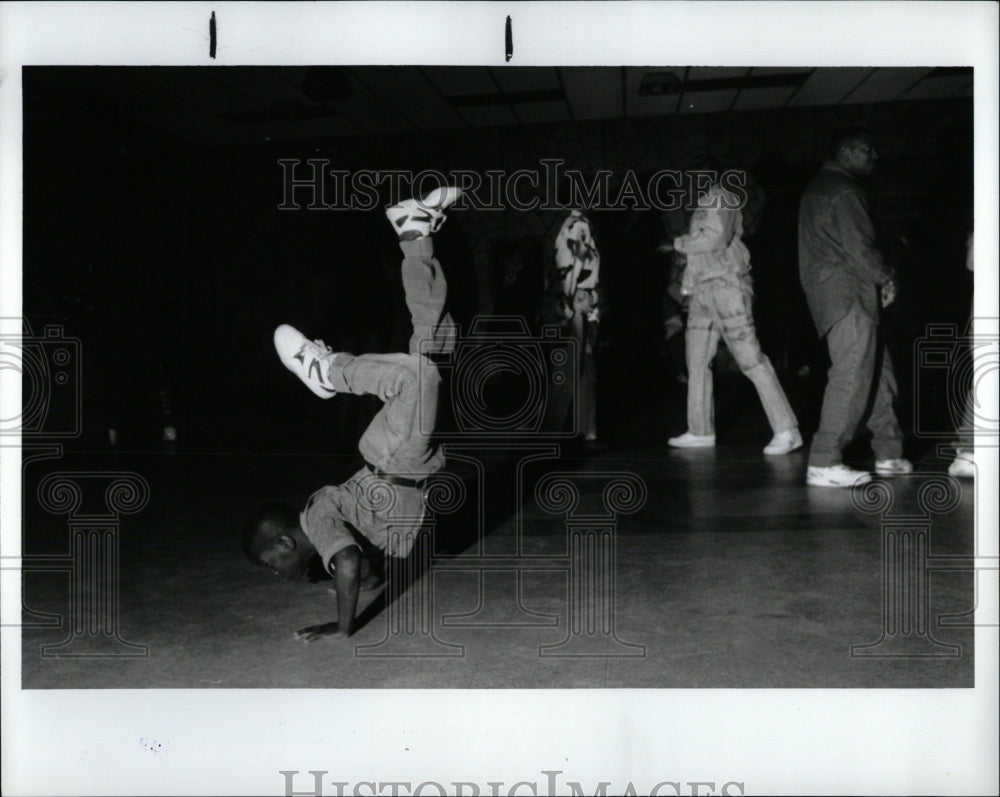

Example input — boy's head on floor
[243,502,325,582]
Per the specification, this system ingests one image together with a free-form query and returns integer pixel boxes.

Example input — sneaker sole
[806,473,872,488]
[763,442,804,456]
[274,326,337,399]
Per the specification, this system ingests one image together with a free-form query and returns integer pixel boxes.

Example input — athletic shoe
[948,452,975,479]
[273,324,338,399]
[763,427,803,456]
[806,464,872,488]
[385,186,463,240]
[668,431,716,448]
[874,458,913,476]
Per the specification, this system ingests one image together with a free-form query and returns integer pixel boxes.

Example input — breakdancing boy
[242,187,462,642]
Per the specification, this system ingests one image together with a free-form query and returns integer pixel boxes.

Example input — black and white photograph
[1,3,997,795]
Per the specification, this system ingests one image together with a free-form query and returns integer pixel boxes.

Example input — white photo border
[2,2,997,795]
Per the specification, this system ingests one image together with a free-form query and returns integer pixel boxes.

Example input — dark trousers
[808,311,904,467]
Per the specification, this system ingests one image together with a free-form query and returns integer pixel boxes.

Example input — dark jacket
[798,162,895,336]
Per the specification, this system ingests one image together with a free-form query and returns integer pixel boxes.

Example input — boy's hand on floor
[295,622,344,642]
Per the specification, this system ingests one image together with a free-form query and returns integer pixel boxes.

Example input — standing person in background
[661,248,689,385]
[661,159,802,455]
[798,128,912,488]
[949,229,977,479]
[543,210,601,445]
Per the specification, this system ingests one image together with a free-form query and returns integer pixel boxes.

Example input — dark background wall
[22,68,973,455]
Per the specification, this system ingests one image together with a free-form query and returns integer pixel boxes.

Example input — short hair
[831,126,874,158]
[242,502,299,564]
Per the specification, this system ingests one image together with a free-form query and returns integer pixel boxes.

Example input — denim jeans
[324,236,453,478]
[685,278,798,437]
[808,311,904,467]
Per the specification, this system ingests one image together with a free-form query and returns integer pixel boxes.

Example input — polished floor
[19,373,978,688]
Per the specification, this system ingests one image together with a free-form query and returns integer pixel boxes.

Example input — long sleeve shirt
[673,184,751,295]
[798,162,895,336]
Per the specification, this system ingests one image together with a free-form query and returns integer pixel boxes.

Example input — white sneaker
[948,452,975,479]
[763,427,803,456]
[386,186,463,240]
[806,464,872,488]
[668,431,716,448]
[273,324,338,399]
[874,458,913,476]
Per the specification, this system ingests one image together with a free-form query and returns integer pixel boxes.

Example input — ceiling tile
[138,108,249,145]
[688,67,751,81]
[457,104,517,128]
[422,66,497,97]
[335,79,411,135]
[749,67,812,76]
[138,68,262,115]
[493,67,560,94]
[513,100,569,125]
[625,66,680,118]
[348,67,464,131]
[238,121,326,142]
[731,85,798,111]
[678,90,738,114]
[561,67,622,120]
[843,67,933,104]
[900,75,975,101]
[787,67,872,107]
[299,116,365,138]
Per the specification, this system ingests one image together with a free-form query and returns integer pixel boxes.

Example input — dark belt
[366,464,428,490]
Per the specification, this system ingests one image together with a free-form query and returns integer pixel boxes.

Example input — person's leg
[323,352,443,476]
[684,292,720,437]
[714,282,798,434]
[577,315,597,441]
[399,236,457,357]
[954,386,976,452]
[273,323,442,473]
[808,312,877,467]
[950,385,977,476]
[866,343,906,463]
